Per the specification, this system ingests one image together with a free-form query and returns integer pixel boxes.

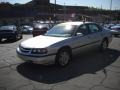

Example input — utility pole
[54,0,56,24]
[101,4,102,10]
[110,0,112,23]
[63,3,66,21]
[110,0,112,10]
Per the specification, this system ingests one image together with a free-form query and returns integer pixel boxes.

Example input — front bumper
[16,48,56,65]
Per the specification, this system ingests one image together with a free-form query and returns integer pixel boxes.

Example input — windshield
[44,24,78,37]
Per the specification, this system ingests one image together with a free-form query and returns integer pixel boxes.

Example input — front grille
[20,46,31,53]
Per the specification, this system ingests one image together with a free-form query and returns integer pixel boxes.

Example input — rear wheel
[0,38,2,42]
[100,39,108,51]
[55,49,71,67]
[14,35,18,41]
[11,34,19,41]
[20,35,23,39]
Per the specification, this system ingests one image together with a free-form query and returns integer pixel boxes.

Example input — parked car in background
[109,25,120,37]
[17,22,112,67]
[103,24,115,29]
[0,25,22,42]
[21,25,33,34]
[32,23,50,37]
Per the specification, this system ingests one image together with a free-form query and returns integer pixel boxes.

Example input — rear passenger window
[76,25,89,35]
[88,24,100,33]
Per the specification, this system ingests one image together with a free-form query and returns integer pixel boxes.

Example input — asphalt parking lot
[0,35,120,90]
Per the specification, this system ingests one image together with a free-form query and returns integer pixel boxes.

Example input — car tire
[0,38,2,42]
[114,34,119,37]
[55,48,71,67]
[100,39,108,51]
[20,34,23,39]
[14,35,18,41]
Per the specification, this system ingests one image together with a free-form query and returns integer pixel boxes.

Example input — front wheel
[55,49,71,67]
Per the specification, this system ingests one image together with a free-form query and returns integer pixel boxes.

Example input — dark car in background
[103,24,115,29]
[21,25,33,34]
[32,23,51,37]
[0,25,23,42]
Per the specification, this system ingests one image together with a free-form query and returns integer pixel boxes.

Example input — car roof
[59,21,94,26]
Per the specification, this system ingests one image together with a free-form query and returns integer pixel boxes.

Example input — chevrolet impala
[16,22,112,66]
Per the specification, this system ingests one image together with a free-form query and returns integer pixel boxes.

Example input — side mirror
[76,33,84,36]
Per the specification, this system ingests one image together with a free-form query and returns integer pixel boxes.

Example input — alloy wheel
[56,49,71,67]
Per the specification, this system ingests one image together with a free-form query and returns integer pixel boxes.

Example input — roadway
[0,35,120,90]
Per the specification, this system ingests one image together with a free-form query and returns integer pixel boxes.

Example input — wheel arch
[57,46,72,55]
[102,37,109,43]
[55,45,72,67]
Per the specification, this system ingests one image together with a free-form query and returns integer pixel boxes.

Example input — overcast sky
[4,0,120,10]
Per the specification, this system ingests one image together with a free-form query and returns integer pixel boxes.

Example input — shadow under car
[17,48,120,84]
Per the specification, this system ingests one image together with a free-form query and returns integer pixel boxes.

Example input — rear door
[71,24,92,54]
[87,23,103,48]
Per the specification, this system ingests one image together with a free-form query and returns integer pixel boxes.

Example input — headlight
[31,48,47,54]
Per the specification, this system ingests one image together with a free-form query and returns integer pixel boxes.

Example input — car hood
[21,35,68,48]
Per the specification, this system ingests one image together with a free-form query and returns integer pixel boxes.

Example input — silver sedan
[16,22,112,67]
